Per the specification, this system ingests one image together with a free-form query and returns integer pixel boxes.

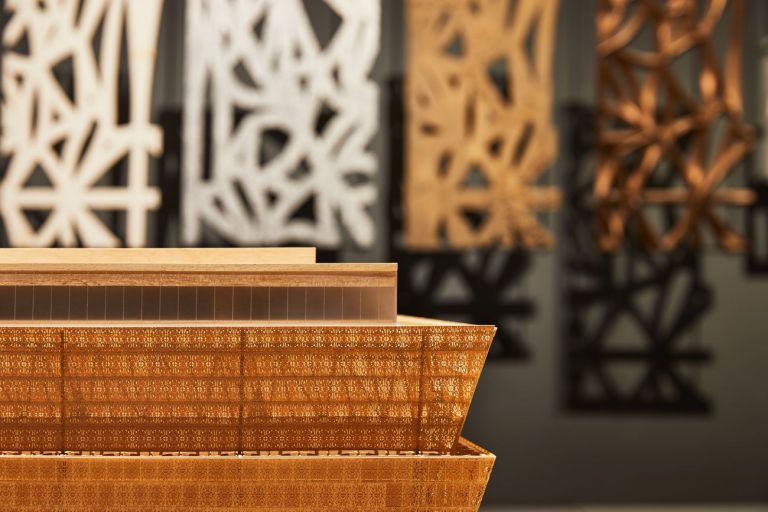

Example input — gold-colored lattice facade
[0,321,493,453]
[596,0,755,252]
[0,249,495,510]
[404,0,561,249]
[0,439,494,511]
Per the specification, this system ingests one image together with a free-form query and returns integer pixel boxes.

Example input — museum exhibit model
[0,248,495,510]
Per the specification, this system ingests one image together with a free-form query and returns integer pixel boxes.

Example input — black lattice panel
[560,104,713,414]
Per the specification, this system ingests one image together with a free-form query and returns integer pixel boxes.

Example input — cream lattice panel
[183,0,380,247]
[404,0,561,249]
[595,0,756,251]
[0,0,164,247]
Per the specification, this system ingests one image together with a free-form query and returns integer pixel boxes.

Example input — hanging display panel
[0,0,164,247]
[404,0,561,249]
[182,0,380,247]
[595,0,756,252]
[562,105,712,413]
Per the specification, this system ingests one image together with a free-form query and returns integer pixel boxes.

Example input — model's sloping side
[0,439,494,511]
[0,319,494,453]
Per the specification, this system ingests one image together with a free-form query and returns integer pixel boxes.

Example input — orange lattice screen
[595,0,756,251]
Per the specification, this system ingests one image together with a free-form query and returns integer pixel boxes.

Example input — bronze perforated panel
[0,328,61,452]
[595,0,755,251]
[0,439,494,511]
[0,322,493,453]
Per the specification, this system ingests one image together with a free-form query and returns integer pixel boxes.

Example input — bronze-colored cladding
[0,319,494,453]
[0,439,494,511]
[404,0,561,249]
[0,328,61,452]
[596,0,756,252]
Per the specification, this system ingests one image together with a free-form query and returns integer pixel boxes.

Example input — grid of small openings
[0,286,397,322]
[0,441,494,511]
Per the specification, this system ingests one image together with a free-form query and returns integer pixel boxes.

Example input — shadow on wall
[559,104,713,414]
[746,181,768,274]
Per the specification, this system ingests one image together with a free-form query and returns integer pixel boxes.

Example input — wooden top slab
[0,248,397,287]
[0,316,491,328]
[0,248,316,268]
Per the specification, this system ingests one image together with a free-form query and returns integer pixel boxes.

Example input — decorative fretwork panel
[0,0,164,247]
[596,0,755,252]
[562,104,712,413]
[0,324,493,453]
[565,249,713,413]
[0,439,494,512]
[404,0,561,249]
[387,78,533,361]
[182,0,380,247]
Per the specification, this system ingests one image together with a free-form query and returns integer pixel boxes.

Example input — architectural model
[0,248,494,510]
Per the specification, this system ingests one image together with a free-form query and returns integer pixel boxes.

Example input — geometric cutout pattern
[562,104,712,413]
[0,439,494,511]
[595,0,756,252]
[565,247,713,413]
[0,0,164,247]
[0,324,493,453]
[404,0,561,249]
[182,0,380,247]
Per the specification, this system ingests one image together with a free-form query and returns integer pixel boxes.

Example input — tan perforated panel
[404,0,561,249]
